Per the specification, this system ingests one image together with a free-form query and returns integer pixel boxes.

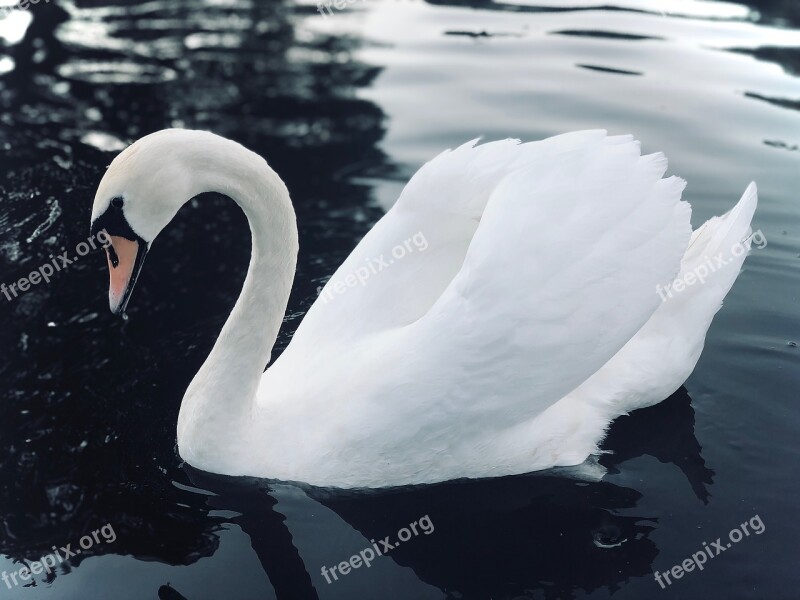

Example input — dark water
[0,0,798,598]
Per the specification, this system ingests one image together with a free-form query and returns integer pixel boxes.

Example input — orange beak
[105,235,148,315]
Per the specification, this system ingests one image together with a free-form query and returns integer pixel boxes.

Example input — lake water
[0,0,798,598]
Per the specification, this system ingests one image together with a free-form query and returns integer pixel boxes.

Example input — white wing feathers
[396,134,693,425]
[255,132,755,486]
[279,131,692,426]
[295,131,636,343]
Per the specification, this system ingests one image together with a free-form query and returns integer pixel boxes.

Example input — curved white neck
[176,141,298,467]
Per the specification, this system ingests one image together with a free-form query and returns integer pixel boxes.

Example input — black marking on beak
[91,196,135,240]
[107,244,120,268]
[112,239,149,317]
[91,196,149,316]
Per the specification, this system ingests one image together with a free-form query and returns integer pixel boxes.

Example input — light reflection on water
[0,0,798,599]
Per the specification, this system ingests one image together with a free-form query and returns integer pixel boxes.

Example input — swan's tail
[658,182,760,315]
[601,182,760,415]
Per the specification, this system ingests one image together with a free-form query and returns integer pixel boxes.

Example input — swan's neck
[176,144,298,468]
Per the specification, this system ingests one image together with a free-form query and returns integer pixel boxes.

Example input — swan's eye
[110,197,124,209]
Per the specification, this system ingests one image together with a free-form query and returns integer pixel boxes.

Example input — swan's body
[91,129,757,488]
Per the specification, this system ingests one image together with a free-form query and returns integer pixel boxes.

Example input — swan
[90,129,758,488]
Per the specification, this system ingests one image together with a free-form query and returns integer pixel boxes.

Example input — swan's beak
[105,235,148,316]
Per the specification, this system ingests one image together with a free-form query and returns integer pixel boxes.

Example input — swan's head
[90,130,199,315]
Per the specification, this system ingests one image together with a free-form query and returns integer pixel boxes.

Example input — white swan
[90,129,758,488]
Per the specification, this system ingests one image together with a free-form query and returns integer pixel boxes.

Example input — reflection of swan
[601,387,715,503]
[184,466,659,600]
[90,129,757,488]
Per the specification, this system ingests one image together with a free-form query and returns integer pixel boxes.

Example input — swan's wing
[258,133,693,485]
[288,131,616,347]
[392,137,693,427]
[268,131,691,419]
